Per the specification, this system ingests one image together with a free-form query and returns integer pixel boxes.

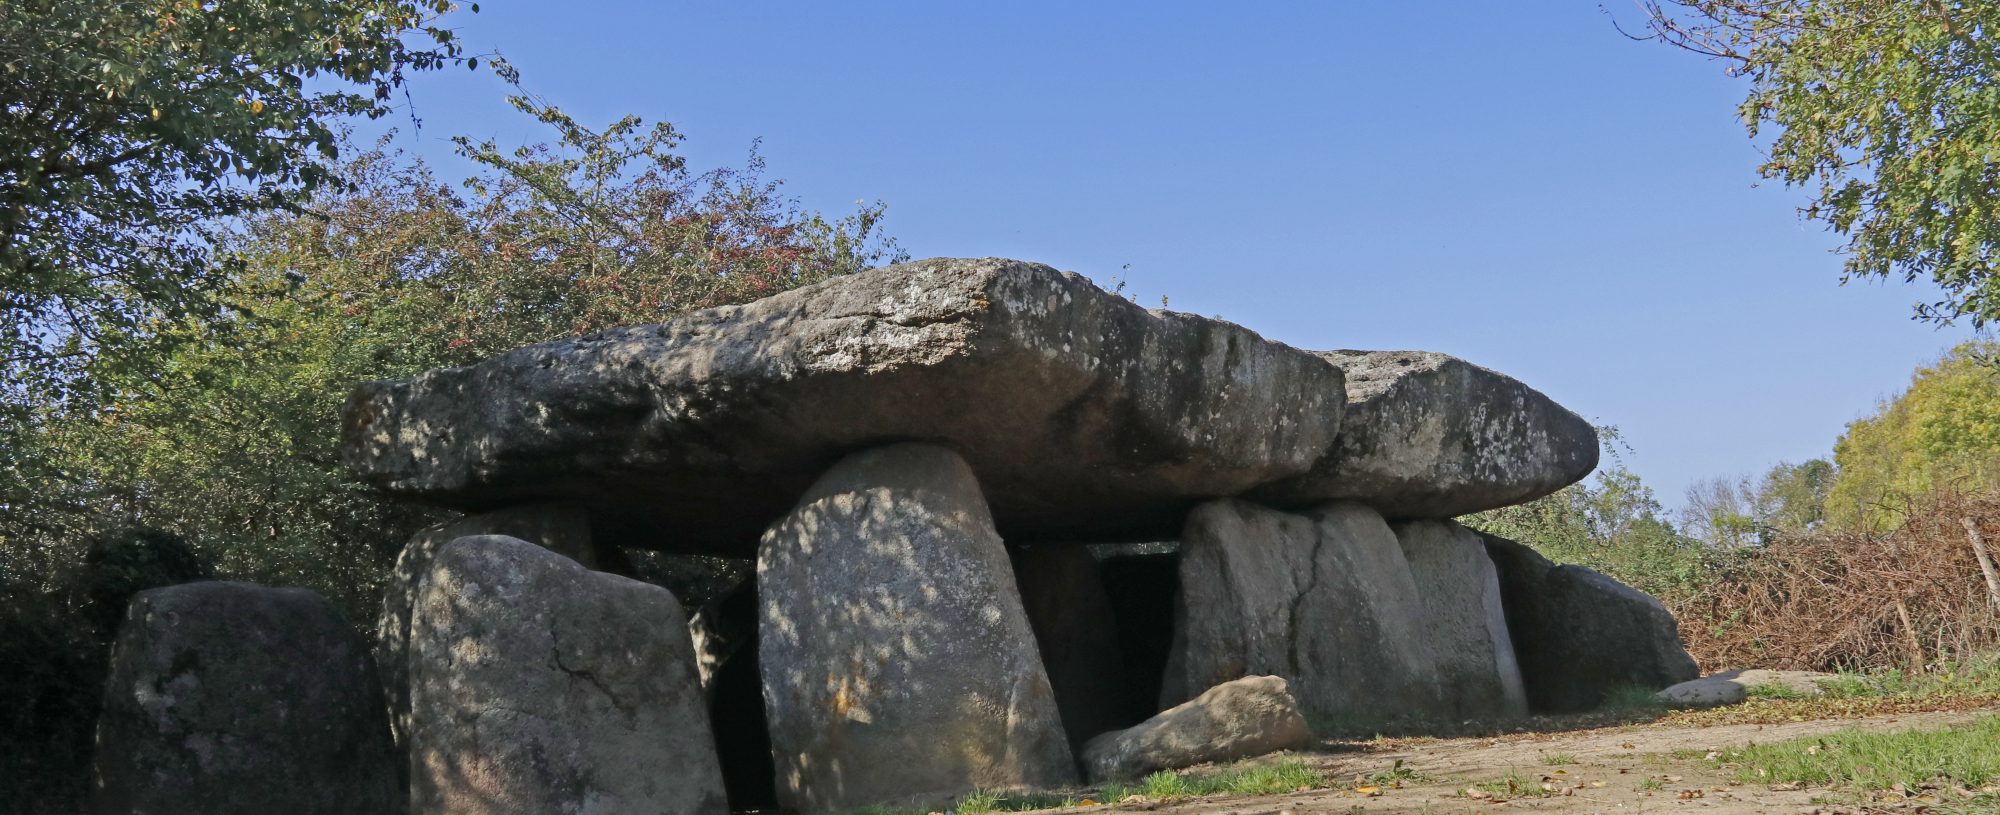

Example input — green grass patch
[1098,758,1327,802]
[1745,682,1810,700]
[1638,776,1665,791]
[1720,716,2000,791]
[1540,751,1578,765]
[1367,759,1429,786]
[1467,772,1557,800]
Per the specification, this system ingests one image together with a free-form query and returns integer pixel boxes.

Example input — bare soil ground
[1053,708,2000,815]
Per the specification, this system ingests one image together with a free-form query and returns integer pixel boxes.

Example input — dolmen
[91,257,1699,815]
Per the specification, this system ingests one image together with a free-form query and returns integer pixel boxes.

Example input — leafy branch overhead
[0,0,504,401]
[1630,0,2000,326]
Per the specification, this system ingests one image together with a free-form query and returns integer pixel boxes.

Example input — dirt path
[1070,708,1999,815]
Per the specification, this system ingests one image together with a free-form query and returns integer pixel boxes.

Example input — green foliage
[0,98,903,621]
[0,0,497,396]
[1466,429,1722,600]
[1634,1,2000,326]
[1826,341,2000,528]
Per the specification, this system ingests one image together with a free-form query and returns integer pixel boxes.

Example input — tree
[0,99,902,616]
[1466,429,1722,599]
[0,0,491,398]
[1680,458,1832,547]
[1826,340,2000,528]
[1630,1,2000,326]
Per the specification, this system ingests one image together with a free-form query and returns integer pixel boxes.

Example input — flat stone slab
[1255,350,1598,518]
[1657,669,1836,708]
[342,257,1346,552]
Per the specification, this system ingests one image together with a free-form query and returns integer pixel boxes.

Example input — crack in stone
[549,625,636,721]
[1286,526,1327,679]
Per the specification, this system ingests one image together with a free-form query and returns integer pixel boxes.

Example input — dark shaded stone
[688,581,776,812]
[342,258,1346,554]
[92,582,397,815]
[1010,545,1132,748]
[1098,549,1180,724]
[1481,532,1701,713]
[1256,350,1598,518]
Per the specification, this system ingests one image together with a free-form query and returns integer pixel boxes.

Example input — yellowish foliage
[1827,342,2000,529]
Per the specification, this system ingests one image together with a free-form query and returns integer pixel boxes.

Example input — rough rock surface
[376,502,598,749]
[1081,675,1310,783]
[1161,499,1444,720]
[342,257,1346,552]
[1482,532,1701,712]
[1657,670,1833,707]
[1394,520,1529,719]
[409,535,724,815]
[1256,350,1598,518]
[758,444,1076,812]
[93,581,397,815]
[1011,545,1134,747]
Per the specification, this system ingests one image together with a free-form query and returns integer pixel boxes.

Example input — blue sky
[363,1,1975,510]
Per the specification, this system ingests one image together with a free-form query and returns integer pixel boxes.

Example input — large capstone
[1256,350,1598,518]
[1393,519,1529,719]
[408,535,725,815]
[341,257,1347,553]
[758,443,1076,812]
[1160,499,1445,722]
[1481,532,1700,712]
[376,502,600,749]
[92,582,397,815]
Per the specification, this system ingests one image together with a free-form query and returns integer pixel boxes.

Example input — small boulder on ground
[408,534,725,815]
[1255,350,1598,518]
[93,581,397,815]
[1657,669,1836,707]
[758,443,1076,812]
[1081,675,1311,783]
[1481,532,1700,712]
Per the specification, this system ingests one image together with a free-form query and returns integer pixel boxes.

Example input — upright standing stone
[1393,520,1528,719]
[1162,499,1442,722]
[376,502,597,749]
[93,582,397,815]
[1482,532,1700,712]
[759,444,1076,812]
[409,535,725,815]
[1011,545,1134,747]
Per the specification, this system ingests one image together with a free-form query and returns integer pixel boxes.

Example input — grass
[1540,751,1578,765]
[1638,776,1665,792]
[1366,759,1429,786]
[1466,771,1558,800]
[1097,757,1327,802]
[1711,715,2000,792]
[1657,657,2000,727]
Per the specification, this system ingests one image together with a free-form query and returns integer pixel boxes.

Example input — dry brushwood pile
[1676,491,2000,673]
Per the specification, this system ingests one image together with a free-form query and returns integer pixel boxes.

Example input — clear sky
[360,1,1977,510]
